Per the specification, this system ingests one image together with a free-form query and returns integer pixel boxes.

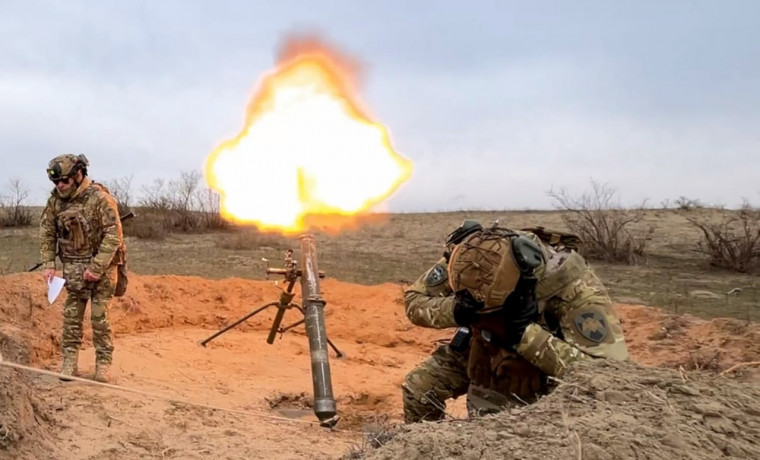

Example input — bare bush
[103,175,134,216]
[140,178,173,212]
[674,196,704,210]
[128,215,168,240]
[138,172,202,232]
[138,178,175,234]
[196,187,229,230]
[0,179,33,227]
[136,171,229,236]
[684,202,760,273]
[548,180,652,264]
[172,170,203,231]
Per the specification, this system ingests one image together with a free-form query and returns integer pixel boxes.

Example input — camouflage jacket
[40,177,124,276]
[404,231,629,377]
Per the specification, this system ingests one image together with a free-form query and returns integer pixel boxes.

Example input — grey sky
[1,0,758,211]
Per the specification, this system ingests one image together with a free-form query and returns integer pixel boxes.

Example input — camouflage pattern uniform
[402,229,628,422]
[40,155,125,381]
[402,257,470,423]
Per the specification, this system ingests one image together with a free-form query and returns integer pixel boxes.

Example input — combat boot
[59,352,79,381]
[93,362,112,383]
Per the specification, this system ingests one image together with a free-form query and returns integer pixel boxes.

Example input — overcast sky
[1,0,758,211]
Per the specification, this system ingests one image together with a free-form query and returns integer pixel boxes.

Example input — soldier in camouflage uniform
[40,154,125,382]
[402,221,629,422]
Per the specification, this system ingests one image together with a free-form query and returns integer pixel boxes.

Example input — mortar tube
[299,234,338,426]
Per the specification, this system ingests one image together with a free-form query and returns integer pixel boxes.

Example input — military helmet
[47,154,89,181]
[442,219,483,262]
[444,220,483,247]
[447,227,544,311]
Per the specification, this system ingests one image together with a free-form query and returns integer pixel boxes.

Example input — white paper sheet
[47,276,66,304]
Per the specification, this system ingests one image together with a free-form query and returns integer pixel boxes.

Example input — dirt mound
[357,360,760,460]
[0,272,758,459]
[0,272,444,365]
[0,332,55,459]
[618,304,760,381]
[0,368,55,459]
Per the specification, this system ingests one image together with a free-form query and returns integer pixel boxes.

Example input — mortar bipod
[199,260,344,358]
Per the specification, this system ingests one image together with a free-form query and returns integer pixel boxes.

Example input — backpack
[521,226,583,252]
[91,182,129,297]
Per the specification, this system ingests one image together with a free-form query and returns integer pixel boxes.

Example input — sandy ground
[0,272,758,459]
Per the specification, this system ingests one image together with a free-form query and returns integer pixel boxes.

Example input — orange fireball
[204,40,413,234]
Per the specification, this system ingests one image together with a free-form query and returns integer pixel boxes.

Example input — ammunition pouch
[58,208,92,258]
[115,263,128,297]
[114,245,128,297]
[467,328,547,408]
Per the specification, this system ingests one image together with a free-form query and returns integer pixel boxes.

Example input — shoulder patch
[425,265,448,287]
[574,310,608,343]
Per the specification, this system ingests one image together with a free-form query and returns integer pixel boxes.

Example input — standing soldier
[40,154,125,382]
[402,221,629,421]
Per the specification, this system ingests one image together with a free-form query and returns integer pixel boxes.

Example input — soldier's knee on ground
[402,370,446,423]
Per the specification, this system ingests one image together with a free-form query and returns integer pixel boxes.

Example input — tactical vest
[467,324,548,406]
[54,182,125,264]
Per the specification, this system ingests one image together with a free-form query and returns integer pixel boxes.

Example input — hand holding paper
[42,268,56,283]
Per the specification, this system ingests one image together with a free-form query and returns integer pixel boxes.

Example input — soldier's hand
[42,268,56,283]
[83,268,101,282]
[452,290,484,326]
[501,276,539,347]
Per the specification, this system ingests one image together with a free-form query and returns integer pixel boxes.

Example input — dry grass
[2,208,758,321]
[341,414,399,459]
[214,229,292,251]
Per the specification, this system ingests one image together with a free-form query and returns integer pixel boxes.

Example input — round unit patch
[425,265,448,287]
[573,310,608,343]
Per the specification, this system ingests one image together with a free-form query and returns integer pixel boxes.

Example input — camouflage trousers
[402,343,470,423]
[61,262,116,364]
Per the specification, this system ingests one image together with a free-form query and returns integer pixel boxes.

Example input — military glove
[452,290,484,326]
[501,276,539,347]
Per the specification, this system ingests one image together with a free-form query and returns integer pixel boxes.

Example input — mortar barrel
[299,234,337,425]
